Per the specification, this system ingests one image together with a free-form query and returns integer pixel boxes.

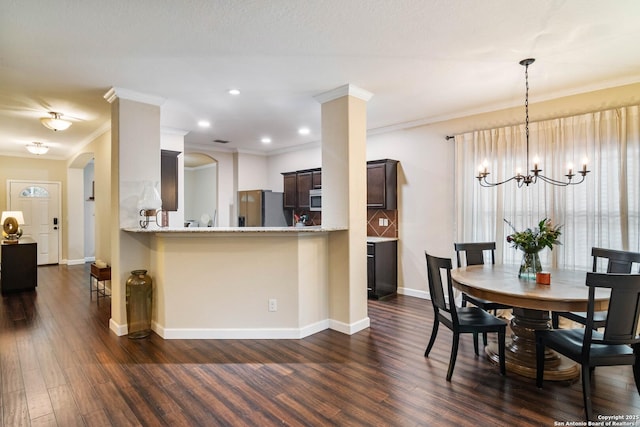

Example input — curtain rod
[445,135,455,141]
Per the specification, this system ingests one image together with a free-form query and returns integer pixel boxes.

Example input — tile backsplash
[292,209,398,237]
[367,209,398,238]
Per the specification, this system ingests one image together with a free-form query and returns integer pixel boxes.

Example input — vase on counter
[518,251,542,281]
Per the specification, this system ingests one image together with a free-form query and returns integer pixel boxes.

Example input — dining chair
[552,247,640,329]
[454,242,512,345]
[535,272,640,421]
[424,252,506,381]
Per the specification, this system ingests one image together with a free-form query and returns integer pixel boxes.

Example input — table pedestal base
[485,308,579,381]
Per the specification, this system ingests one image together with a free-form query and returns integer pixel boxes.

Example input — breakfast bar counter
[121,226,353,339]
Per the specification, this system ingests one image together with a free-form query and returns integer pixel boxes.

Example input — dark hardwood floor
[1,264,638,426]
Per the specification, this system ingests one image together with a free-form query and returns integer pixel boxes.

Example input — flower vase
[519,251,542,280]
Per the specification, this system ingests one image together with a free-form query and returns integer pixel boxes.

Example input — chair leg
[498,329,506,376]
[446,333,460,381]
[551,312,560,329]
[582,364,593,421]
[461,295,467,307]
[424,319,439,357]
[482,332,488,347]
[535,335,545,388]
[473,332,479,356]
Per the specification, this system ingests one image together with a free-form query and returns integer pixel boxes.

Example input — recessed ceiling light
[228,89,240,95]
[198,120,211,128]
[261,137,272,144]
[298,127,310,135]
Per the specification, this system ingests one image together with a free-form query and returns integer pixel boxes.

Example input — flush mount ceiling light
[40,111,72,131]
[298,127,310,135]
[26,142,49,155]
[228,89,240,95]
[261,137,272,144]
[476,58,590,187]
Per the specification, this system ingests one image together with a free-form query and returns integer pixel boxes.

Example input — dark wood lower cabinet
[367,239,397,299]
[1,238,37,293]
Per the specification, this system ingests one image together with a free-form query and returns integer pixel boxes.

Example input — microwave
[309,189,322,211]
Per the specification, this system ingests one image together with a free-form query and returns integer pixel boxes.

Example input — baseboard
[63,258,86,266]
[110,318,369,340]
[328,316,370,335]
[398,286,429,299]
[85,256,96,263]
[109,318,127,336]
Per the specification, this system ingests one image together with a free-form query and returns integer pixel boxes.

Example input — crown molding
[314,84,373,104]
[103,87,165,106]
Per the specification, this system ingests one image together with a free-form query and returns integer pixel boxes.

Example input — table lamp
[2,210,25,242]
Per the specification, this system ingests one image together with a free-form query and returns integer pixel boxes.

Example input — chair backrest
[584,272,640,348]
[454,242,496,268]
[425,252,457,323]
[591,247,640,273]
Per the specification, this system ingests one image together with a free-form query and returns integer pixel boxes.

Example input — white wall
[237,152,269,191]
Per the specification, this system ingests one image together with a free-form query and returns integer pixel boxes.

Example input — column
[315,84,373,334]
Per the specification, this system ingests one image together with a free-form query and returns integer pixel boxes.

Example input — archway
[183,153,218,226]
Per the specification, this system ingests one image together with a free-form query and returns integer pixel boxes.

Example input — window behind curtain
[454,105,640,271]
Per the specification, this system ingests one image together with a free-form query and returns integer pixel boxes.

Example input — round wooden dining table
[451,264,610,381]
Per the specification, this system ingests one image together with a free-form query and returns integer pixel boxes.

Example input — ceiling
[2,1,640,160]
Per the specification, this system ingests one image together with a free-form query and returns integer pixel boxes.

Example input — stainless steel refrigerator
[238,190,288,227]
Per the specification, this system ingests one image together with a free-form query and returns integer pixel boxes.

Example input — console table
[1,238,38,293]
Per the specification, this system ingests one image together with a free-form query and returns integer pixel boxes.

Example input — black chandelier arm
[476,174,523,187]
[536,172,589,186]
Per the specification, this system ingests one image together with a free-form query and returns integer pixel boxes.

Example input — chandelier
[40,112,72,131]
[476,58,590,187]
[26,142,49,155]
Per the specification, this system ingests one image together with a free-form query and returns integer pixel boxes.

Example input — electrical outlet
[268,298,277,312]
[378,218,385,226]
[383,218,389,226]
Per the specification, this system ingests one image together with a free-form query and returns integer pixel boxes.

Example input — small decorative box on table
[90,262,111,304]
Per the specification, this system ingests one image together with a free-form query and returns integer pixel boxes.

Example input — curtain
[454,105,640,271]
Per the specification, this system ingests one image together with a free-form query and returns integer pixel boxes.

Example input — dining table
[451,264,611,381]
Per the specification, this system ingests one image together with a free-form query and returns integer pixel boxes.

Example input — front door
[9,180,61,265]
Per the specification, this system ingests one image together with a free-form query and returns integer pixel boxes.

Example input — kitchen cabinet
[282,172,297,209]
[161,149,180,211]
[1,238,37,294]
[312,169,322,189]
[367,239,397,299]
[296,171,313,209]
[281,168,321,210]
[367,159,398,209]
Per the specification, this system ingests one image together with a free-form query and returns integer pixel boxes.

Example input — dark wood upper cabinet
[161,150,180,211]
[367,159,398,209]
[282,172,297,209]
[282,161,398,210]
[296,171,313,209]
[312,169,322,189]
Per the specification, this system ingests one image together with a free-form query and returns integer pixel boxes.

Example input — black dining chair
[424,252,506,381]
[454,242,512,345]
[535,272,640,421]
[552,247,640,329]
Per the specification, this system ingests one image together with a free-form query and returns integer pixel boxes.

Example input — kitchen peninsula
[123,226,355,339]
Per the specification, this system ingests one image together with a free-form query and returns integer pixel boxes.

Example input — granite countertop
[366,236,398,243]
[123,225,348,233]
